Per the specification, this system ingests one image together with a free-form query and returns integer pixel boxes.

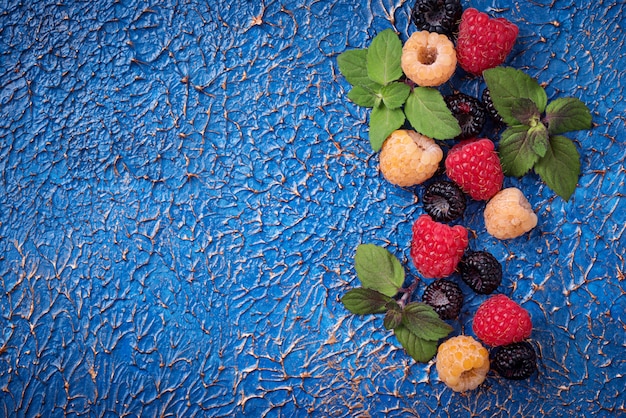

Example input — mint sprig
[337,29,460,151]
[340,243,453,363]
[484,67,592,201]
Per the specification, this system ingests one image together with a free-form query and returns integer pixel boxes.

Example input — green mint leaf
[366,29,403,85]
[498,126,540,176]
[511,97,541,126]
[404,87,461,140]
[527,122,549,157]
[337,49,373,88]
[394,325,439,363]
[380,82,411,110]
[341,287,392,314]
[354,243,405,297]
[483,67,548,126]
[535,135,581,201]
[369,103,405,151]
[401,302,453,341]
[347,85,381,108]
[383,301,402,330]
[545,97,593,135]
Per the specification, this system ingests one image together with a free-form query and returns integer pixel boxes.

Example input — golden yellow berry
[436,335,490,392]
[379,129,443,187]
[484,187,538,239]
[401,31,457,87]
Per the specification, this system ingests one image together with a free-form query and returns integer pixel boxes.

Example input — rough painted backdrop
[0,0,624,416]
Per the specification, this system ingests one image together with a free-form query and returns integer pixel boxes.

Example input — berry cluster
[340,0,542,393]
[390,0,538,391]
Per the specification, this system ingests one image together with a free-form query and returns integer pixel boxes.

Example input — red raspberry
[472,294,532,347]
[410,214,468,279]
[445,138,503,201]
[456,8,519,75]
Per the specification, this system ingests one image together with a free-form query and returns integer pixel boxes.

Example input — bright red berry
[445,138,503,201]
[410,214,468,279]
[472,294,532,347]
[456,8,519,75]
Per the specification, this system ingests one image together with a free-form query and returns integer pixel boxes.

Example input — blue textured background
[0,0,624,416]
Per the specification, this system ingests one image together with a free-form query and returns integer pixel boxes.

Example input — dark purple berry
[491,342,537,380]
[444,93,487,140]
[459,251,502,294]
[422,279,463,320]
[422,180,466,223]
[411,0,463,40]
[482,88,505,125]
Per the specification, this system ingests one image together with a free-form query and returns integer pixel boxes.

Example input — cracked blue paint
[0,0,625,416]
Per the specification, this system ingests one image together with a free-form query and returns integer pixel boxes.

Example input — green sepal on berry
[483,66,592,201]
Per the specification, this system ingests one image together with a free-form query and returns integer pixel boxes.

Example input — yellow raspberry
[484,187,538,239]
[401,30,457,87]
[379,129,443,187]
[436,335,490,392]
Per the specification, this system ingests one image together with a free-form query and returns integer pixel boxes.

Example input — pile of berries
[380,0,538,391]
[408,0,519,79]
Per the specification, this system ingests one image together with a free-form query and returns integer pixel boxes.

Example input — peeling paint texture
[0,0,625,416]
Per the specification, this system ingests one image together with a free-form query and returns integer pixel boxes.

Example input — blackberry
[411,0,463,40]
[491,341,537,380]
[422,279,463,320]
[482,88,505,125]
[422,180,466,223]
[459,251,502,294]
[444,93,487,139]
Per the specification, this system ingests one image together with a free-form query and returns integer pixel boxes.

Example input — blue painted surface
[0,0,624,416]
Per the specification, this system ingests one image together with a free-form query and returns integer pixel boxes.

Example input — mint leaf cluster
[337,29,461,151]
[484,67,592,201]
[340,244,453,363]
